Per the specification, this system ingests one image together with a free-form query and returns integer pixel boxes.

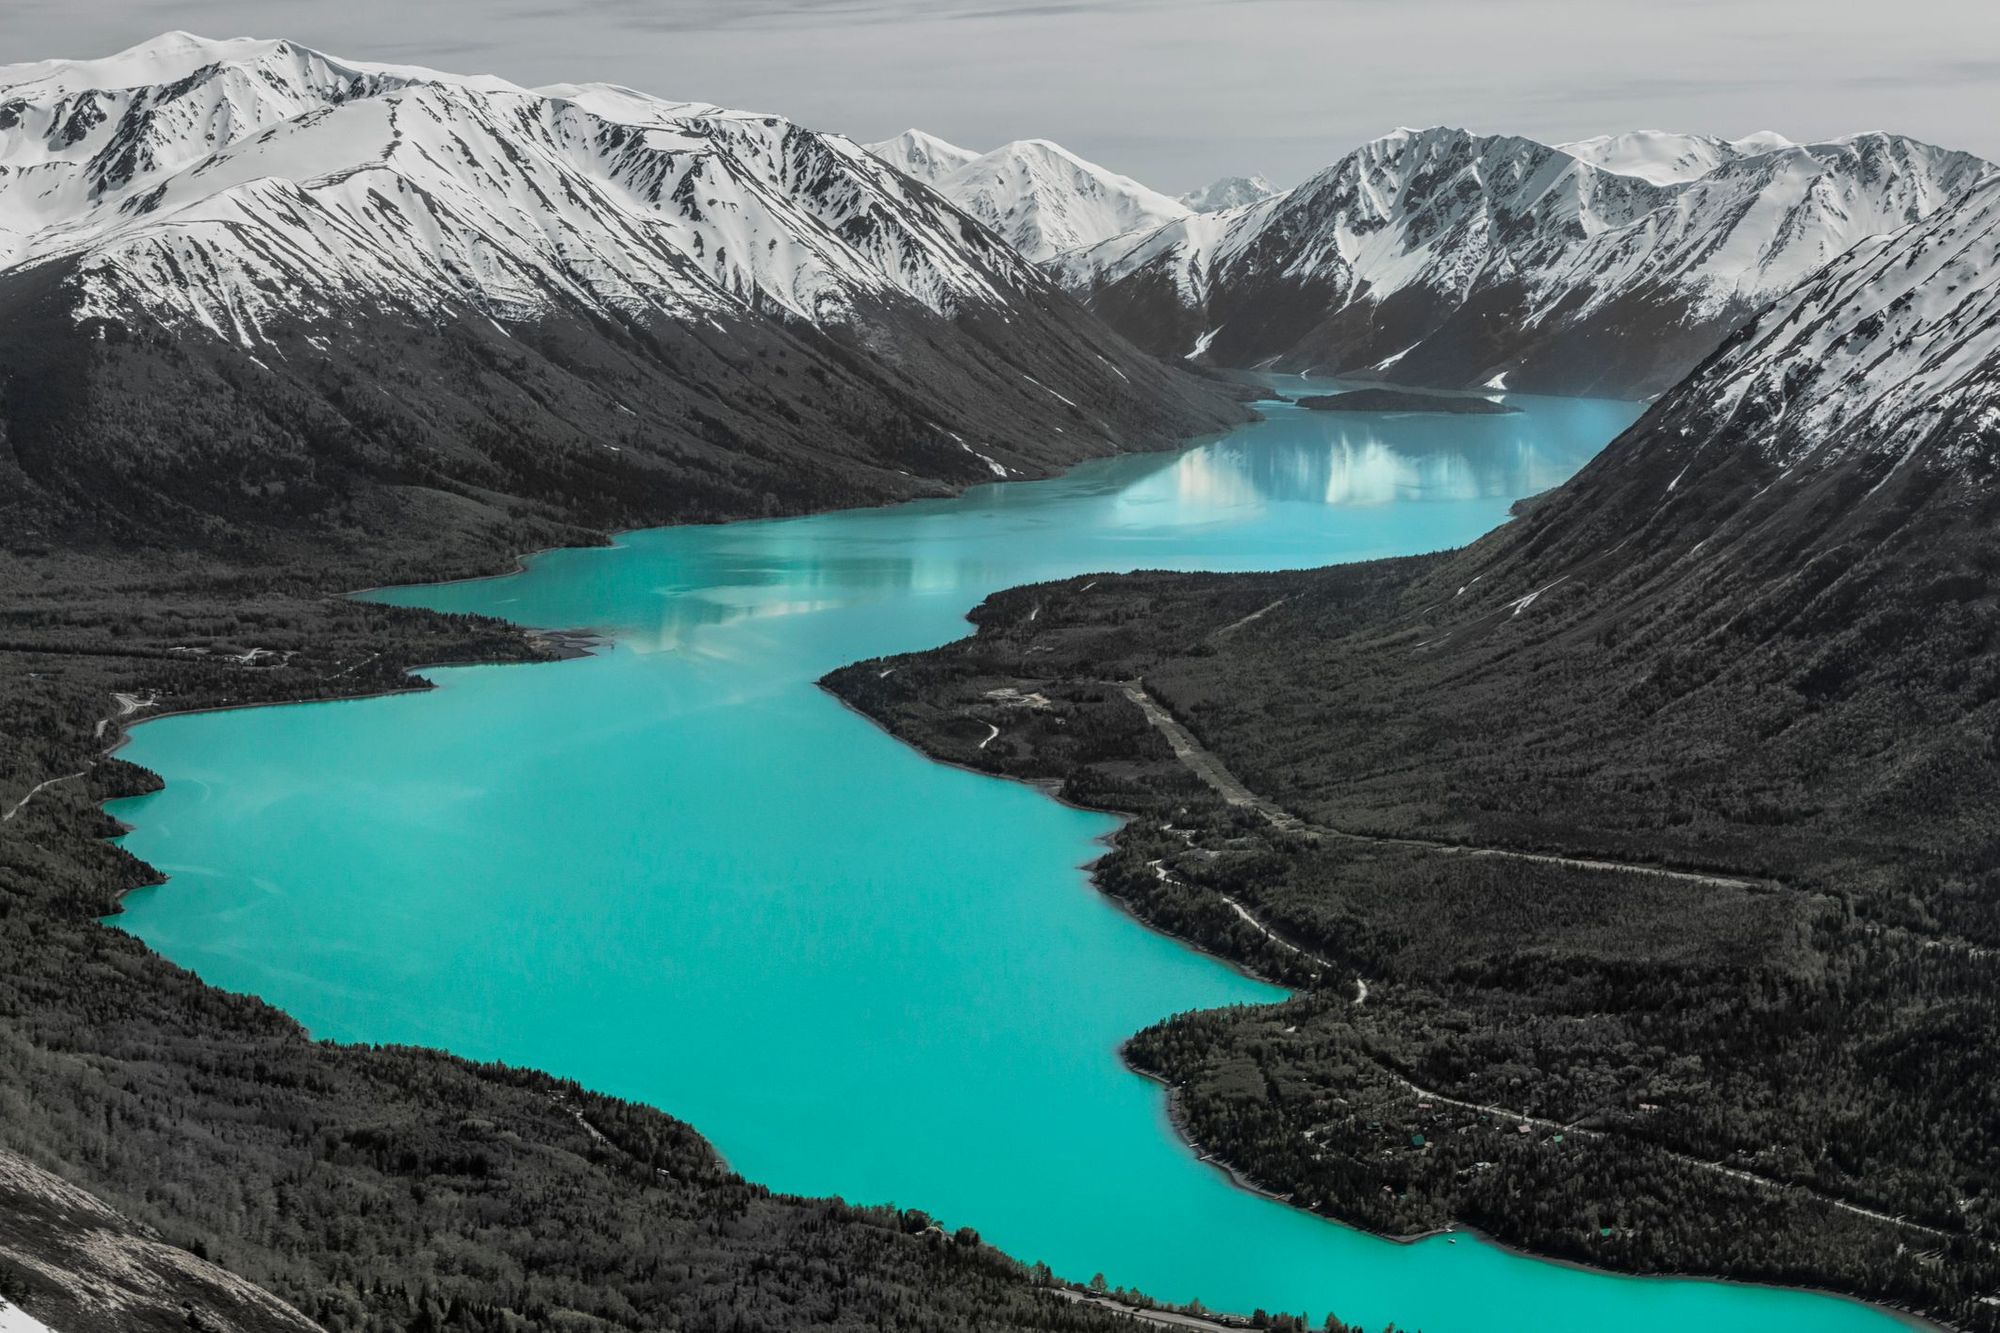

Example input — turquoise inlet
[108,387,1905,1332]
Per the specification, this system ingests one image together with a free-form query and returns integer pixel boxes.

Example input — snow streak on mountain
[1644,171,2000,476]
[1059,125,1995,398]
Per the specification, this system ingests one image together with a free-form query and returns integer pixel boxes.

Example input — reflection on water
[438,389,1634,663]
[98,383,1896,1332]
[1159,407,1586,510]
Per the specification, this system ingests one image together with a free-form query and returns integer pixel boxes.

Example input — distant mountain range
[1052,127,1994,398]
[862,123,1994,401]
[8,26,1987,565]
[0,34,1242,553]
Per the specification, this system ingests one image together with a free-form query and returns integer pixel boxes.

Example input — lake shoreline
[822,748,1954,1333]
[814,572,1965,1325]
[90,387,1944,1333]
[1121,1058,1949,1332]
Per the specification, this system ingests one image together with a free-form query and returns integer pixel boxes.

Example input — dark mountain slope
[0,255,1240,558]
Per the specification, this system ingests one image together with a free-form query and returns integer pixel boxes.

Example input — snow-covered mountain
[1060,125,1994,398]
[1643,170,2000,475]
[862,130,1192,262]
[1554,131,1790,185]
[923,138,1190,263]
[0,34,1242,547]
[1435,164,2000,666]
[0,33,1060,338]
[0,1301,57,1333]
[1178,174,1277,213]
[1443,166,2000,741]
[863,127,978,185]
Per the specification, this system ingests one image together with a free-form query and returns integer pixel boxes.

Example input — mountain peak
[0,30,284,93]
[933,138,1187,262]
[1179,174,1278,213]
[1729,129,1796,153]
[863,128,979,185]
[1063,121,1995,397]
[1678,170,2000,470]
[1557,130,1741,184]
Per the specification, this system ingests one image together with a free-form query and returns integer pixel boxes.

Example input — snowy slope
[0,33,1062,345]
[928,138,1190,263]
[1063,125,1995,397]
[1179,174,1277,212]
[863,128,978,184]
[1555,131,1789,185]
[1661,171,2000,472]
[0,1302,56,1333]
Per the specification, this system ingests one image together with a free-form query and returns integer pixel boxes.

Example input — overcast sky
[15,0,2000,192]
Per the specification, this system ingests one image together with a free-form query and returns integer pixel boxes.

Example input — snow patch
[0,1301,58,1333]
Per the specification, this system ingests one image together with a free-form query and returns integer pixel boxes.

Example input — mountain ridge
[864,130,1192,263]
[1057,124,1996,399]
[0,33,1247,556]
[928,137,1192,263]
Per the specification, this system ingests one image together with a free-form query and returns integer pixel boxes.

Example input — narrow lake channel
[109,385,1910,1332]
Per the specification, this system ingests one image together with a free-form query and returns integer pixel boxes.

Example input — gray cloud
[9,0,2000,192]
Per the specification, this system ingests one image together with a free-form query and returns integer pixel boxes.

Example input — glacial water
[109,386,1907,1332]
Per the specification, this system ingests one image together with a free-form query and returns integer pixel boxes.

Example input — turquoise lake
[109,386,1907,1332]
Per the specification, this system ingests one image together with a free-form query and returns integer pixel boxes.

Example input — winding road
[1117,679,1981,1250]
[1117,681,1772,893]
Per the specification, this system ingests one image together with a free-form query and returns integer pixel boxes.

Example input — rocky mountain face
[0,1148,322,1333]
[0,34,1243,553]
[1056,125,1993,398]
[1294,158,2000,898]
[1500,166,2000,569]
